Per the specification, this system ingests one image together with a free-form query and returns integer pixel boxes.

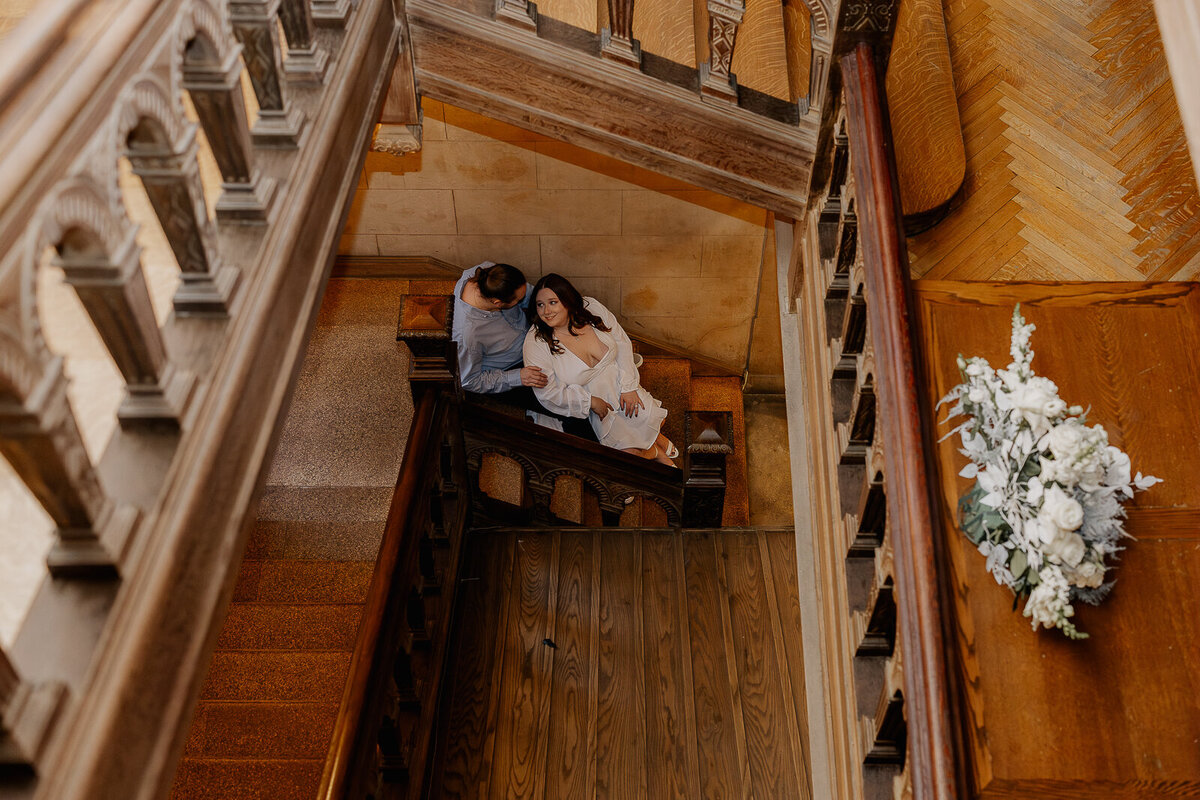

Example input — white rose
[1026,516,1057,545]
[1042,398,1066,418]
[1040,484,1084,531]
[1045,421,1086,460]
[968,387,987,403]
[1104,446,1131,487]
[1046,531,1086,568]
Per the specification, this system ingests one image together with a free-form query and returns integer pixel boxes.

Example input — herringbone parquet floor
[908,0,1200,281]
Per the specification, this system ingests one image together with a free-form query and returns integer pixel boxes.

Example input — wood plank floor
[428,529,811,800]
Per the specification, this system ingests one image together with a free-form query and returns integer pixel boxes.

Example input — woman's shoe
[664,441,679,459]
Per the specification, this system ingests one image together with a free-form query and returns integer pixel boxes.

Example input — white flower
[1104,447,1131,487]
[1067,559,1105,589]
[1042,398,1067,418]
[1026,516,1057,546]
[1040,484,1084,532]
[1023,566,1070,630]
[1045,421,1086,460]
[1045,531,1086,568]
[1025,476,1044,506]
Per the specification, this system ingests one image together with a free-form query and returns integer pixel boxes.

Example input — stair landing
[428,527,811,799]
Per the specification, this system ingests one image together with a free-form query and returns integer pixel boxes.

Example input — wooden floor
[908,0,1200,281]
[428,528,811,799]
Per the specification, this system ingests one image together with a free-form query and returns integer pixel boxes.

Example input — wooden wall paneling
[1154,1,1200,187]
[729,0,790,100]
[781,0,811,103]
[884,0,964,224]
[913,280,1200,797]
[632,0,696,66]
[537,0,602,33]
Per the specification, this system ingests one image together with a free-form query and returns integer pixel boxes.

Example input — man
[452,261,595,440]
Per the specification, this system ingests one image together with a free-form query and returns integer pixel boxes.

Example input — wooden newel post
[840,39,961,800]
[683,410,731,527]
[396,295,456,385]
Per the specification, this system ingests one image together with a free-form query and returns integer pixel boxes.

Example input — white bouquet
[940,306,1160,639]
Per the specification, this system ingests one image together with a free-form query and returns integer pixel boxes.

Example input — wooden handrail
[318,387,439,800]
[841,42,962,800]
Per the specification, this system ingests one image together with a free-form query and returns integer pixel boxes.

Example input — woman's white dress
[523,297,667,451]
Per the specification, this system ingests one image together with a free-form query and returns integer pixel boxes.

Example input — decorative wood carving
[600,0,640,67]
[683,410,731,527]
[372,26,423,155]
[700,0,744,101]
[0,352,139,575]
[229,0,305,148]
[396,294,456,383]
[495,0,538,32]
[39,177,195,429]
[181,37,277,221]
[120,78,239,315]
[278,0,329,84]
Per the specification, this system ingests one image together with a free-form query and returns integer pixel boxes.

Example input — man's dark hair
[473,262,526,302]
[528,273,610,355]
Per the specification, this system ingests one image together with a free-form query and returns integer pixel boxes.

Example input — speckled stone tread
[169,758,324,800]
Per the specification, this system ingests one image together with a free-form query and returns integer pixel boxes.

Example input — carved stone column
[230,0,305,148]
[0,649,68,771]
[495,0,537,32]
[683,411,732,526]
[55,229,196,429]
[601,0,640,66]
[182,44,277,222]
[278,0,328,85]
[312,0,352,28]
[700,0,744,102]
[0,360,140,575]
[126,125,240,314]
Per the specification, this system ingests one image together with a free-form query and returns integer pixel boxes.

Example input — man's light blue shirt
[451,264,532,394]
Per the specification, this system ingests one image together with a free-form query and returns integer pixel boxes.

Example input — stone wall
[340,99,771,367]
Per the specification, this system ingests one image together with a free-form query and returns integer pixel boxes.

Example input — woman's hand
[590,395,613,419]
[619,390,644,417]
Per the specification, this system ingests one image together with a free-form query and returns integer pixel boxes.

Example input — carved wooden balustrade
[786,4,960,800]
[0,1,405,797]
[318,386,470,800]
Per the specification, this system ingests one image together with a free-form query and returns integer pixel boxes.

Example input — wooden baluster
[125,122,240,314]
[53,223,195,429]
[601,0,641,66]
[278,0,328,84]
[0,358,139,574]
[312,0,352,28]
[495,0,537,32]
[700,0,744,101]
[230,0,305,148]
[682,411,731,527]
[0,648,67,771]
[182,39,277,222]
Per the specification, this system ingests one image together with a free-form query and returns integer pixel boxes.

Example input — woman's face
[536,288,566,328]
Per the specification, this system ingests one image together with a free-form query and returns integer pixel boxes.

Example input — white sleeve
[587,298,640,393]
[523,330,591,418]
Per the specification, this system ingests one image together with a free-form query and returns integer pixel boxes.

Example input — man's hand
[590,395,613,420]
[521,366,548,388]
[619,390,644,417]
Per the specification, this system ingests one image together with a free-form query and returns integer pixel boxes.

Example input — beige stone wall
[341,99,771,367]
[0,0,38,40]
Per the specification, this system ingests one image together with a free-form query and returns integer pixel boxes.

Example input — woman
[523,273,678,466]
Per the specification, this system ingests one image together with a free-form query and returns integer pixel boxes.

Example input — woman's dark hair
[473,262,526,302]
[529,273,610,354]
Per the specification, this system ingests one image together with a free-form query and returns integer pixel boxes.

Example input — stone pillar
[278,0,328,84]
[126,125,240,314]
[601,0,640,66]
[700,0,744,101]
[182,44,277,222]
[0,361,139,575]
[55,230,196,429]
[230,0,305,148]
[0,649,68,771]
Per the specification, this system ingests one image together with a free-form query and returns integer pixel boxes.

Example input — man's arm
[457,341,523,394]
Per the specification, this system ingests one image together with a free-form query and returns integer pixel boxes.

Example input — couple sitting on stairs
[453,261,679,467]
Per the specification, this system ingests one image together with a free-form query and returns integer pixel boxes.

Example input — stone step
[199,651,351,703]
[183,702,339,760]
[169,758,323,800]
[636,355,692,451]
[215,604,362,651]
[233,560,374,604]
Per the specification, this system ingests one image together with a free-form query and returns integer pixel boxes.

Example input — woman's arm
[522,331,592,417]
[587,298,640,393]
